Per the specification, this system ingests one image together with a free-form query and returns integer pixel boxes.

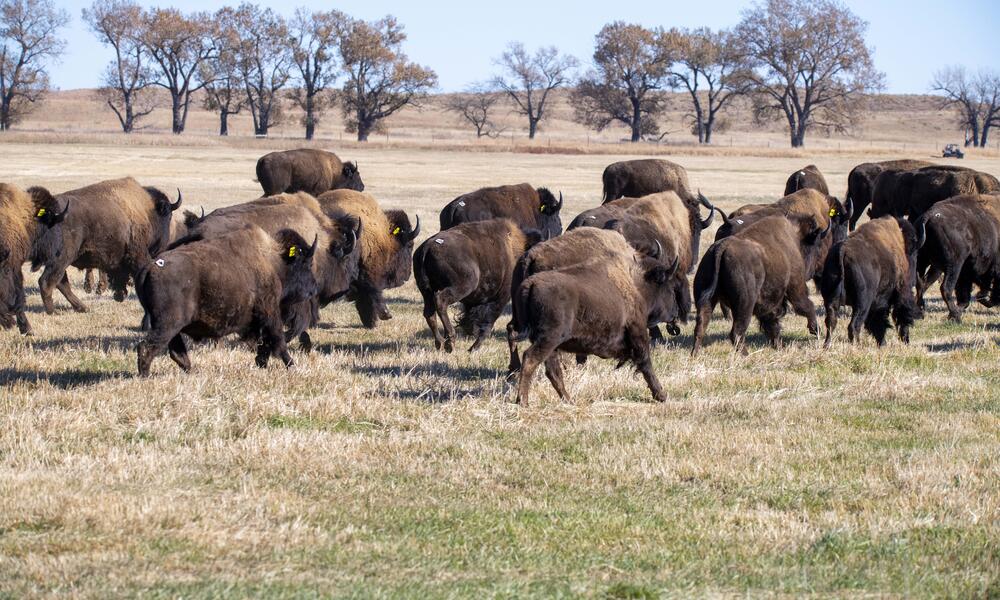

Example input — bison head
[276,229,319,306]
[25,186,69,270]
[826,196,852,244]
[536,188,564,238]
[341,162,364,192]
[384,210,421,288]
[639,253,687,334]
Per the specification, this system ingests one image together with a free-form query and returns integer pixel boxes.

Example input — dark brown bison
[506,228,680,374]
[136,225,318,376]
[691,214,831,355]
[869,166,1000,222]
[784,164,829,196]
[913,194,1000,322]
[821,216,923,346]
[413,218,544,352]
[317,190,420,328]
[32,177,181,314]
[509,231,679,405]
[439,183,563,239]
[182,193,361,348]
[256,149,363,196]
[602,158,697,204]
[0,184,68,335]
[845,159,935,230]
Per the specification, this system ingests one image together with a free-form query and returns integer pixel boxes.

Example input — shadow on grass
[925,338,1000,353]
[27,335,137,353]
[351,361,501,382]
[0,367,130,389]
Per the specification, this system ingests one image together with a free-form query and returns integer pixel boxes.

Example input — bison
[821,216,923,346]
[0,184,69,335]
[317,189,420,328]
[691,214,831,355]
[913,194,1000,322]
[256,149,363,197]
[784,164,830,196]
[869,166,1000,222]
[601,158,698,205]
[32,177,181,315]
[413,218,544,352]
[439,183,563,239]
[509,231,679,405]
[136,225,318,376]
[845,159,935,230]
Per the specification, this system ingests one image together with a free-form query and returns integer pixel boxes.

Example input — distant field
[0,138,998,597]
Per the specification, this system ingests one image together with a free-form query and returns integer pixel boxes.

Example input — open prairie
[1,136,998,598]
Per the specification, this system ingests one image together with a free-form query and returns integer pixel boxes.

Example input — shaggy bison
[869,166,1000,222]
[509,229,679,405]
[256,149,363,196]
[821,217,923,346]
[413,218,544,352]
[601,158,697,204]
[318,190,420,328]
[136,225,318,375]
[32,177,181,314]
[784,164,829,196]
[692,214,831,355]
[845,159,934,230]
[0,184,68,335]
[439,183,563,239]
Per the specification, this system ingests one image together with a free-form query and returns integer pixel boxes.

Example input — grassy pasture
[0,139,997,598]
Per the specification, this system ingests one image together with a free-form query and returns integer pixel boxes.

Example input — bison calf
[136,225,318,376]
[821,217,923,346]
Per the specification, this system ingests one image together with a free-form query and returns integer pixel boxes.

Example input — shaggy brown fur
[256,149,363,196]
[783,164,830,196]
[870,166,1000,221]
[601,158,696,205]
[439,183,563,239]
[845,159,935,230]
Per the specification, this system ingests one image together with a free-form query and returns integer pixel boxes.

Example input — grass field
[0,137,998,598]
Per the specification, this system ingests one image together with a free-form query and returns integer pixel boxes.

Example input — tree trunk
[304,94,315,140]
[630,99,642,142]
[791,120,807,147]
[219,111,230,136]
[980,125,990,147]
[704,113,714,144]
[255,110,269,136]
[0,98,10,131]
[357,118,373,142]
[528,118,537,139]
[966,122,980,147]
[171,95,184,134]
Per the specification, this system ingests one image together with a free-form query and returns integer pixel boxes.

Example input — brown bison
[136,225,318,376]
[439,183,563,239]
[32,177,181,314]
[691,214,831,355]
[0,184,69,335]
[784,164,829,196]
[821,217,923,346]
[413,218,544,352]
[869,166,1000,222]
[256,149,363,196]
[509,231,679,405]
[602,158,697,204]
[913,194,1000,322]
[318,189,420,328]
[845,159,935,230]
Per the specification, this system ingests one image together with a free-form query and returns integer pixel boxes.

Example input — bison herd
[1,148,998,404]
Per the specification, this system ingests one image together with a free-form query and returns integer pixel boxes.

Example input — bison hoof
[73,305,89,314]
[113,290,127,302]
[666,323,681,336]
[444,339,454,353]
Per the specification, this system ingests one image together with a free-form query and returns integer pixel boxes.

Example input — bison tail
[510,278,534,341]
[693,242,725,309]
[820,242,847,307]
[412,242,432,296]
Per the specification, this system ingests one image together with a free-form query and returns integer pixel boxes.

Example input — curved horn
[700,206,716,229]
[407,215,421,242]
[652,239,663,259]
[916,218,927,249]
[698,190,714,210]
[844,197,854,221]
[170,189,183,211]
[668,254,680,275]
[346,226,358,254]
[555,191,563,211]
[310,234,319,255]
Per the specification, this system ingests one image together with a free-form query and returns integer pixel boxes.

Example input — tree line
[0,0,998,147]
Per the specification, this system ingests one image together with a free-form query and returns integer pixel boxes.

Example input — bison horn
[345,227,358,255]
[698,190,714,210]
[310,234,319,256]
[50,197,70,223]
[199,206,205,219]
[916,219,927,249]
[667,254,680,275]
[170,189,183,211]
[844,197,854,221]
[652,240,663,259]
[405,215,421,242]
[555,191,563,210]
[701,206,716,229]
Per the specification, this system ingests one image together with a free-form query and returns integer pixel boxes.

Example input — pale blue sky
[52,0,999,94]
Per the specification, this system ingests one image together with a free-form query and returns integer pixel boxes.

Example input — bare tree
[228,2,290,137]
[444,85,505,138]
[570,22,672,143]
[201,9,243,137]
[288,8,345,140]
[665,27,751,144]
[736,0,884,147]
[140,8,215,134]
[83,0,153,134]
[931,66,1000,147]
[338,15,437,142]
[494,42,577,139]
[0,0,68,131]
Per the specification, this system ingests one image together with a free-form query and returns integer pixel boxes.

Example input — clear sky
[52,0,1000,94]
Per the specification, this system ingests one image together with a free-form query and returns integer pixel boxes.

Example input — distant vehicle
[942,144,965,159]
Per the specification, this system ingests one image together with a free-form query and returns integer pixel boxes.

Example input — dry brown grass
[0,138,998,598]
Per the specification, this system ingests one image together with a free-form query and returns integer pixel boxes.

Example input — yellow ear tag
[392,227,401,235]
[288,246,297,258]
[829,208,837,217]
[36,208,46,217]
[539,205,545,213]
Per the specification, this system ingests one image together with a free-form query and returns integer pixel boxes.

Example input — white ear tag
[434,238,444,245]
[588,215,596,219]
[458,201,466,207]
[155,259,165,267]
[736,219,744,225]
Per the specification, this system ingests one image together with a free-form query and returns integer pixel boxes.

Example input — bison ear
[27,186,55,209]
[342,162,357,176]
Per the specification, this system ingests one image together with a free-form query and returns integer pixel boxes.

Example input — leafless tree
[83,0,153,134]
[665,27,751,144]
[735,0,884,147]
[228,2,290,136]
[0,0,68,131]
[494,42,577,139]
[338,15,437,142]
[141,7,215,134]
[931,66,1000,147]
[288,8,345,140]
[570,22,672,142]
[201,9,244,137]
[444,85,505,138]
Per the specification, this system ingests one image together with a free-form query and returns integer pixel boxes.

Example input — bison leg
[505,321,522,375]
[847,302,869,344]
[421,292,445,350]
[96,271,109,295]
[468,302,502,353]
[648,325,665,347]
[788,281,819,339]
[167,334,192,372]
[256,316,294,369]
[759,316,783,350]
[865,305,891,346]
[83,269,96,294]
[543,353,569,401]
[625,324,666,403]
[434,292,457,353]
[11,271,32,336]
[515,343,555,406]
[729,300,754,355]
[137,328,180,376]
[691,300,714,357]
[941,264,965,322]
[823,300,839,348]
[56,273,89,312]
